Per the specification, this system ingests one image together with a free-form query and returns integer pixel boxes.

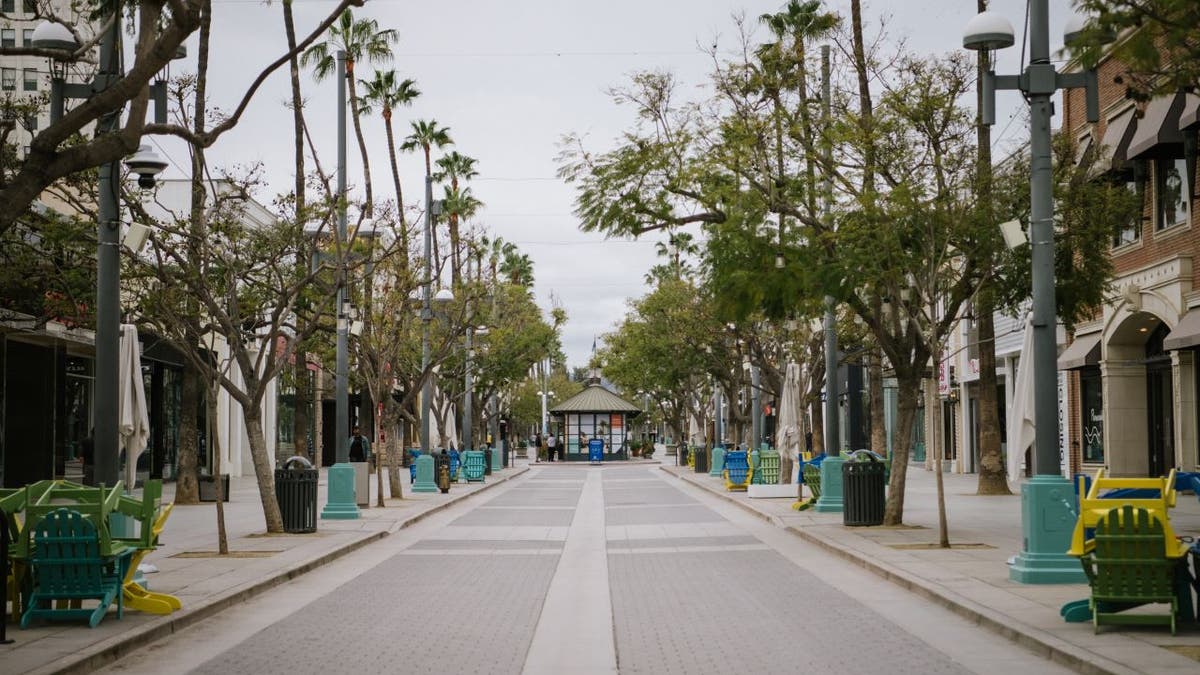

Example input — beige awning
[1057,333,1101,370]
[1075,133,1094,168]
[1164,310,1200,351]
[1181,94,1200,130]
[1095,107,1137,174]
[1128,93,1186,159]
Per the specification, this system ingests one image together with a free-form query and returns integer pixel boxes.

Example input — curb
[659,466,1138,675]
[33,465,530,675]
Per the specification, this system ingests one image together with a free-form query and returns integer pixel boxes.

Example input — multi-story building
[1,1,99,157]
[1057,47,1199,478]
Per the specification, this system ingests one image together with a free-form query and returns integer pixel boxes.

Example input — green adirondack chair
[20,508,132,629]
[1081,504,1179,635]
[757,450,781,485]
[803,464,822,499]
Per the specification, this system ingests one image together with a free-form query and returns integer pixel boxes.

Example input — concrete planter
[747,483,797,499]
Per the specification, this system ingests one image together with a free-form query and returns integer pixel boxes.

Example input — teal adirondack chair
[1081,505,1179,635]
[21,508,133,629]
[463,450,486,482]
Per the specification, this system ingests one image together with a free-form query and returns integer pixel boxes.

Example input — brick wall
[1062,53,1199,287]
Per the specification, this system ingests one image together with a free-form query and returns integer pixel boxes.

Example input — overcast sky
[153,0,1072,368]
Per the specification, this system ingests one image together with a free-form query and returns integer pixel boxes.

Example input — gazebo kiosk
[550,381,642,461]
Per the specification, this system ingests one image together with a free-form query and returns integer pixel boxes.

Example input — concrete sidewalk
[662,463,1200,675]
[3,462,529,675]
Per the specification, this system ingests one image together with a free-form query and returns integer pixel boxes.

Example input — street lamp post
[964,2,1098,584]
[814,43,845,514]
[321,50,360,520]
[33,15,171,487]
[463,326,487,450]
[419,191,452,456]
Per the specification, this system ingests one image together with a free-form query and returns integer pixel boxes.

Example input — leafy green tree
[302,9,398,215]
[1073,0,1200,99]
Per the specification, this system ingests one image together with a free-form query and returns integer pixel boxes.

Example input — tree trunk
[175,361,200,504]
[383,112,409,265]
[206,382,229,555]
[975,299,1009,494]
[283,0,312,463]
[387,425,403,499]
[810,400,825,454]
[282,0,304,216]
[869,347,887,456]
[242,406,285,533]
[346,62,373,214]
[973,0,1010,497]
[883,375,921,525]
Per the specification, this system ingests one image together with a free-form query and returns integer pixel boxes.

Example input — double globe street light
[963,2,1101,584]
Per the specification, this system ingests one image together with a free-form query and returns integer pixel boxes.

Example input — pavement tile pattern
[603,472,972,675]
[190,469,579,675]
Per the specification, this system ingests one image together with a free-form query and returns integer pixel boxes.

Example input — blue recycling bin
[588,438,604,464]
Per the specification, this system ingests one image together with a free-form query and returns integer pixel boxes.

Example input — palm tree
[400,119,453,176]
[301,9,398,216]
[434,152,480,284]
[758,0,839,216]
[360,70,421,254]
[400,119,453,264]
[500,248,534,287]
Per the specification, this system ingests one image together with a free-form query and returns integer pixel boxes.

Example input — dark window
[22,28,32,46]
[23,113,37,131]
[1080,367,1103,463]
[1156,156,1190,230]
[1,28,15,48]
[23,0,36,13]
[1,0,15,14]
[1113,177,1141,246]
[1,68,15,91]
[23,67,36,91]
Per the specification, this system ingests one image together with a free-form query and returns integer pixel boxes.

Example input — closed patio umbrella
[1006,318,1035,483]
[778,361,802,467]
[119,324,150,489]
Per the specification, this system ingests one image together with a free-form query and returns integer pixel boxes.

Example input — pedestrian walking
[348,425,371,463]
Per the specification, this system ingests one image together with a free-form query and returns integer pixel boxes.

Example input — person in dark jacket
[348,426,371,463]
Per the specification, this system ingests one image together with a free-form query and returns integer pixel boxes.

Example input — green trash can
[275,456,318,533]
[842,452,885,526]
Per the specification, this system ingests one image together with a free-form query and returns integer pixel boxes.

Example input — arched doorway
[1103,311,1173,476]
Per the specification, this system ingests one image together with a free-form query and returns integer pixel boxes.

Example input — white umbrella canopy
[1006,318,1036,483]
[778,362,802,463]
[688,411,702,446]
[119,324,150,489]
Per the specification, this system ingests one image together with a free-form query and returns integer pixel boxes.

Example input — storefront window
[1156,156,1190,230]
[1080,368,1104,463]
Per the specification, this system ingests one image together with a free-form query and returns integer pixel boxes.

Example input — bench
[21,508,133,628]
[1082,505,1179,635]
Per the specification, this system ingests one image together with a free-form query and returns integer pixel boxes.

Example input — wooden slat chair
[1082,504,1179,635]
[20,508,132,629]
